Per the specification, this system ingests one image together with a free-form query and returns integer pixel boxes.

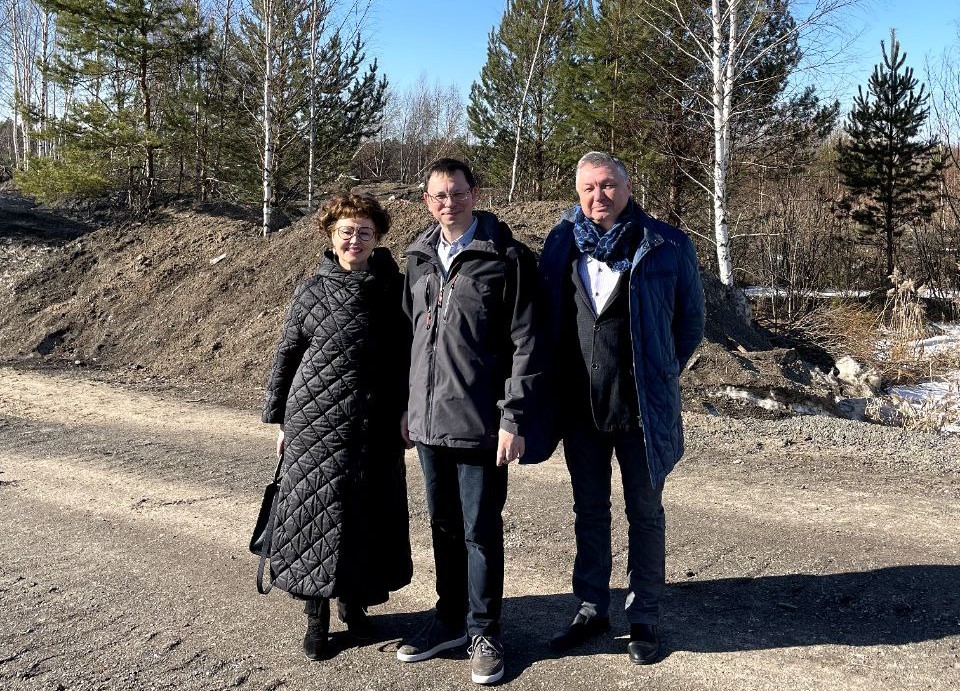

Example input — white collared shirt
[578,254,623,314]
[437,217,478,275]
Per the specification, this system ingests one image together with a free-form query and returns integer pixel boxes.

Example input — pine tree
[40,0,207,206]
[225,0,385,230]
[836,30,944,282]
[467,0,584,200]
[555,0,659,179]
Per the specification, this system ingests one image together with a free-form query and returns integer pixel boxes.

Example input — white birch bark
[306,0,319,211]
[711,0,736,287]
[38,7,50,158]
[262,0,274,236]
[508,0,550,204]
[9,0,26,167]
[636,0,856,291]
[194,0,204,200]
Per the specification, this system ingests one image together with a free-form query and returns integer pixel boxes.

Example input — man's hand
[496,429,525,466]
[400,412,414,449]
[276,427,285,459]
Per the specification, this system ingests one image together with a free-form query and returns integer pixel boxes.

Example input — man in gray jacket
[397,158,539,685]
[539,152,704,664]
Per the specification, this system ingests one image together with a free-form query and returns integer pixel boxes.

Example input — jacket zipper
[442,276,458,321]
[424,272,443,440]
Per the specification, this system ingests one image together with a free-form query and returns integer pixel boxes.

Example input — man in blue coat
[539,151,704,664]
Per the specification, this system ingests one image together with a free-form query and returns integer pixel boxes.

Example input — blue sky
[365,0,960,104]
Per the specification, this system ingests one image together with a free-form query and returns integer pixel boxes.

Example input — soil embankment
[0,189,818,414]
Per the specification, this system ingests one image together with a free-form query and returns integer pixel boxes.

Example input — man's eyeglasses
[335,224,376,242]
[425,190,472,205]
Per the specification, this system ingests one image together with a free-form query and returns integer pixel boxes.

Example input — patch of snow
[743,286,871,299]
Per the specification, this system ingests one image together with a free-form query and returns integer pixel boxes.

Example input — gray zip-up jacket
[402,210,539,449]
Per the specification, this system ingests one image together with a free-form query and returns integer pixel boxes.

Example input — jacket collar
[556,199,664,263]
[406,210,505,263]
[318,246,399,277]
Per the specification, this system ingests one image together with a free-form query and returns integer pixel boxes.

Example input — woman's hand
[276,427,285,459]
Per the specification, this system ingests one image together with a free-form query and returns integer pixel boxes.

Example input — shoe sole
[629,646,661,665]
[396,633,470,662]
[303,642,333,661]
[471,666,504,684]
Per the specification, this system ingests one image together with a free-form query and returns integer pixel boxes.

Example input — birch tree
[359,78,466,184]
[231,0,384,234]
[633,0,853,287]
[4,0,49,167]
[260,0,275,234]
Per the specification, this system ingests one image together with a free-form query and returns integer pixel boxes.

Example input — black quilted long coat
[261,248,413,605]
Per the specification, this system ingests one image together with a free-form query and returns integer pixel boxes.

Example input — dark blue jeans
[563,425,665,625]
[416,443,508,637]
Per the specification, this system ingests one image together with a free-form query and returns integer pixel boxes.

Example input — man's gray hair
[576,151,629,181]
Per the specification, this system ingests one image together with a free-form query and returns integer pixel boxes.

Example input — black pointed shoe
[627,623,661,665]
[549,613,611,652]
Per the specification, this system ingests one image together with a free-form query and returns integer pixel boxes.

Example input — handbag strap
[255,500,277,595]
[255,453,285,595]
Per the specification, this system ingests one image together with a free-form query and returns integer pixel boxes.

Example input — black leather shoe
[337,599,374,641]
[627,624,661,665]
[549,613,610,652]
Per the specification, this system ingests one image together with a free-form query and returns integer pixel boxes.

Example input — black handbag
[250,454,283,594]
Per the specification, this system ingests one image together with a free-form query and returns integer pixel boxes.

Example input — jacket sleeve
[262,284,310,424]
[401,262,414,323]
[672,236,706,370]
[498,244,541,436]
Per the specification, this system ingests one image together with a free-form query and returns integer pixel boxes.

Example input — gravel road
[1,366,959,690]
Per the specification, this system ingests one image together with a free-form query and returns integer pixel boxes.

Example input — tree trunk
[307,0,319,211]
[39,8,51,159]
[211,0,233,189]
[10,1,27,168]
[508,0,550,204]
[262,0,275,237]
[194,0,206,202]
[711,0,735,288]
[140,27,154,207]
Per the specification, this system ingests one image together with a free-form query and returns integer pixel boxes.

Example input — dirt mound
[0,195,816,413]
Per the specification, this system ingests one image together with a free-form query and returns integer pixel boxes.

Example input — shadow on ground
[0,196,91,242]
[483,565,960,680]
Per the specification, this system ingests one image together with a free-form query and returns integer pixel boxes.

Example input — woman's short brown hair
[316,193,391,239]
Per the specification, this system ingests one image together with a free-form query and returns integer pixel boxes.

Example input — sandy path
[1,367,958,690]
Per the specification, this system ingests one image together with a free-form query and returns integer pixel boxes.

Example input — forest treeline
[1,0,959,314]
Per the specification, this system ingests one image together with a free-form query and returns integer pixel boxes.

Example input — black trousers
[416,443,508,637]
[563,424,665,625]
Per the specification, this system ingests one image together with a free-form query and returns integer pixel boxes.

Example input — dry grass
[787,301,880,364]
[865,380,960,433]
[874,269,950,384]
[788,270,950,385]
[784,270,960,432]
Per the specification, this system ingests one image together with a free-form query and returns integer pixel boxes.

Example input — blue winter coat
[535,202,705,486]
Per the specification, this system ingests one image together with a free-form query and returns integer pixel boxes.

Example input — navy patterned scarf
[571,204,635,273]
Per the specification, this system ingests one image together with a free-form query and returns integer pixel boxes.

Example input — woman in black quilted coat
[262,193,413,660]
